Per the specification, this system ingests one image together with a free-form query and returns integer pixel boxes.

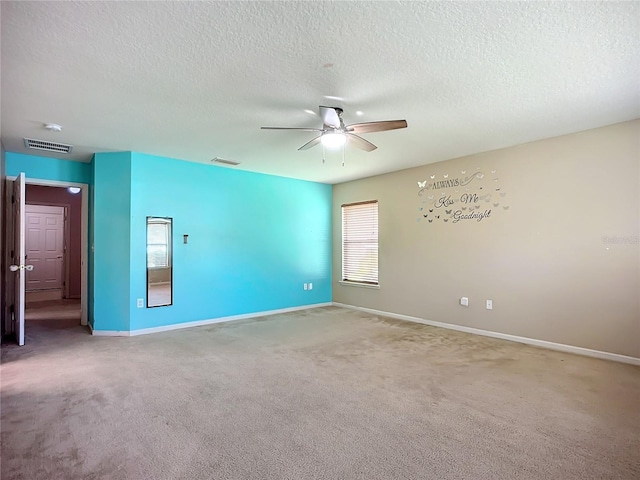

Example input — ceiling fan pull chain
[342,146,345,167]
[322,144,326,164]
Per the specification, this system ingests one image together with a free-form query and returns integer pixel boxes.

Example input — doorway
[3,175,88,345]
[23,185,84,331]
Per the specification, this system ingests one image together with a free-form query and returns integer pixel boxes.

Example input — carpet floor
[1,306,639,479]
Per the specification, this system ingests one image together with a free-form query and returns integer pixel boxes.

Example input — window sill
[339,281,380,289]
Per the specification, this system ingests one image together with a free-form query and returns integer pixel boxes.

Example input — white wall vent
[24,138,73,154]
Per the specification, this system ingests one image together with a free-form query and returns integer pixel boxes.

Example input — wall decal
[416,168,510,224]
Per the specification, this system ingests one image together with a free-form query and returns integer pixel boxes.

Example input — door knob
[9,265,34,272]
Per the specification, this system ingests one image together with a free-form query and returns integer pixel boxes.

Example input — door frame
[7,176,88,327]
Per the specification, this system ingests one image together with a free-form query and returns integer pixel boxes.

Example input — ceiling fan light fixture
[321,132,346,149]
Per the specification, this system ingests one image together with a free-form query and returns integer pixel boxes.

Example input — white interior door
[9,173,28,345]
[25,205,65,294]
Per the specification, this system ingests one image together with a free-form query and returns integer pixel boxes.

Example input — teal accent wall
[127,153,332,331]
[5,150,332,333]
[92,152,132,332]
[6,152,91,184]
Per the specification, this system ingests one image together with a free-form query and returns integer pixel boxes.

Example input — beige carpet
[1,306,639,479]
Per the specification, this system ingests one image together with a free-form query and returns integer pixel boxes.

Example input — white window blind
[342,201,378,285]
[147,220,171,268]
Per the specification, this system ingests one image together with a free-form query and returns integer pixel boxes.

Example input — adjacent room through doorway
[23,184,83,333]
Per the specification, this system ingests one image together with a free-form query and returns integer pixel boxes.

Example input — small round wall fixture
[44,123,63,132]
[68,186,81,194]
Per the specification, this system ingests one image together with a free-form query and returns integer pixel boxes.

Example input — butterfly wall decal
[418,181,426,188]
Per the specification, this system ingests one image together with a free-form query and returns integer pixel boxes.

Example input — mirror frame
[146,216,173,308]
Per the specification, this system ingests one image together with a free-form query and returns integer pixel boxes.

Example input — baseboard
[26,289,62,302]
[91,302,333,337]
[333,302,640,366]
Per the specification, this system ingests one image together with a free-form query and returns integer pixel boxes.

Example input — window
[342,201,378,285]
[147,219,171,268]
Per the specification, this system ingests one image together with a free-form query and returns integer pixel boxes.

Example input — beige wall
[333,120,640,358]
[148,267,171,284]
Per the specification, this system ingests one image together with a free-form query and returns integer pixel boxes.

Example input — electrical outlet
[308,282,313,290]
[486,299,493,310]
[460,297,469,307]
[303,283,308,290]
[137,298,144,308]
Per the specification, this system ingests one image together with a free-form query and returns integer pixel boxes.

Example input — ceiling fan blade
[346,119,407,134]
[298,135,322,150]
[261,126,323,132]
[319,106,341,128]
[347,133,377,152]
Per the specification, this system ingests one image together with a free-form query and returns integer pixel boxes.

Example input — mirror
[146,217,172,307]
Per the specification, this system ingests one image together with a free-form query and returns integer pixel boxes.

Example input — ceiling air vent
[211,157,240,166]
[24,138,73,154]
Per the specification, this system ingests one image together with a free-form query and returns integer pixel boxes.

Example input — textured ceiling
[1,1,639,184]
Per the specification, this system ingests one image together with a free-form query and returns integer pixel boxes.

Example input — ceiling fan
[261,106,407,152]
